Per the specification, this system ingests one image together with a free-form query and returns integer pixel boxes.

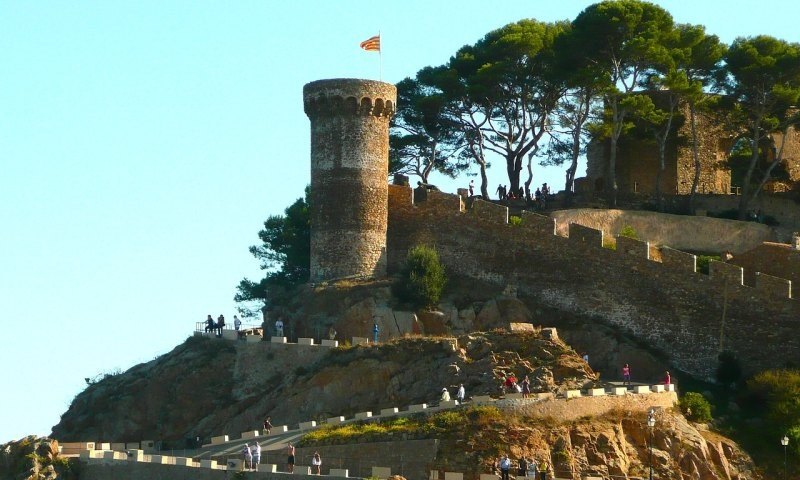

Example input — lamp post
[781,435,789,480]
[647,409,656,480]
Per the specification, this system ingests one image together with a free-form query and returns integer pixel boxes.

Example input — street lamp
[781,435,789,480]
[647,409,656,480]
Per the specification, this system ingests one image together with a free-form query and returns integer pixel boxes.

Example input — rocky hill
[50,330,593,445]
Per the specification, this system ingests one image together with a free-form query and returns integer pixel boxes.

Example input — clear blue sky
[1,1,797,443]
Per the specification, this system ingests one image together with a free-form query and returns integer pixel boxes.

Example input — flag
[360,35,380,52]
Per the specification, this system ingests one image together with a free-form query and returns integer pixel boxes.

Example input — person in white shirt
[456,384,465,403]
[250,442,261,470]
[234,315,242,331]
[242,443,253,471]
[312,451,322,475]
[275,319,284,337]
[499,454,511,480]
[440,387,450,402]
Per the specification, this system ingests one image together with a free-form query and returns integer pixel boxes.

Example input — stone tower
[303,78,396,282]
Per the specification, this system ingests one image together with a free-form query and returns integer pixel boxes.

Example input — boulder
[418,310,448,335]
[474,299,502,330]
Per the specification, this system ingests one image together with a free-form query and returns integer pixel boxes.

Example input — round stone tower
[303,78,396,282]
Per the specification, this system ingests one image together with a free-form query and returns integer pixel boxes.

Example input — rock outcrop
[51,331,594,446]
[0,436,76,480]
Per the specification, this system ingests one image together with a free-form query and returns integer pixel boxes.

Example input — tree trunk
[479,160,489,199]
[608,97,621,207]
[688,102,701,214]
[736,124,761,220]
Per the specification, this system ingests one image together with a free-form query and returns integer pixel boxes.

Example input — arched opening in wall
[385,100,394,114]
[726,136,790,192]
[360,97,374,115]
[375,98,385,114]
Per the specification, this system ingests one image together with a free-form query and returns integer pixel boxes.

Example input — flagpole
[379,31,383,81]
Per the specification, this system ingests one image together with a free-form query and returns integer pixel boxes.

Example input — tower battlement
[304,79,395,117]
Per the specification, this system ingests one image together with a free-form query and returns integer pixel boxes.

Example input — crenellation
[471,199,508,225]
[708,260,744,286]
[616,236,650,259]
[755,272,792,299]
[660,246,697,273]
[519,210,557,236]
[568,223,604,247]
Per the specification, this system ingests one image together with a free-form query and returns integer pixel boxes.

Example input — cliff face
[431,410,758,480]
[50,331,593,445]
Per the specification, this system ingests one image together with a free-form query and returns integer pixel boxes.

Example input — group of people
[498,454,550,480]
[493,182,552,209]
[240,441,261,471]
[282,442,322,475]
[203,314,243,337]
[502,374,533,398]
[621,363,672,387]
[440,384,466,403]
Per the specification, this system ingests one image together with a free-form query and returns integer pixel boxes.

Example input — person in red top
[503,374,518,394]
[622,364,631,386]
[664,371,671,385]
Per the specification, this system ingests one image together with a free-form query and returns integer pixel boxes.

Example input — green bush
[619,225,638,239]
[696,255,720,275]
[393,245,447,308]
[509,215,522,226]
[679,392,713,422]
[746,369,800,428]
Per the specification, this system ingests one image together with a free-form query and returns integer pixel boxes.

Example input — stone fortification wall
[304,79,396,282]
[387,185,800,379]
[551,208,774,254]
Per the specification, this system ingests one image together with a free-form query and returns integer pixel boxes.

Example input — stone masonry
[303,79,396,282]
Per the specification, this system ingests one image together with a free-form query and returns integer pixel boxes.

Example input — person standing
[216,314,225,336]
[275,318,284,338]
[521,376,531,398]
[373,321,380,344]
[263,416,272,435]
[312,451,322,475]
[664,371,671,385]
[538,460,549,480]
[469,179,474,196]
[251,442,261,471]
[286,442,295,473]
[204,315,215,333]
[499,454,511,480]
[456,384,465,403]
[242,443,253,471]
[234,315,242,332]
[622,364,631,386]
[518,457,528,477]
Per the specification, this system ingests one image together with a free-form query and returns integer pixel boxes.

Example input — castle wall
[304,79,396,281]
[731,242,799,298]
[583,97,732,196]
[387,184,800,380]
[550,208,774,255]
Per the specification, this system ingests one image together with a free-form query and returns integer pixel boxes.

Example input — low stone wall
[503,391,677,422]
[551,208,775,254]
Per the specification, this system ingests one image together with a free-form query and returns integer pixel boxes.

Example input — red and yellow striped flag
[360,35,380,52]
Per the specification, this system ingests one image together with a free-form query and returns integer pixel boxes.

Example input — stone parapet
[616,236,650,259]
[755,272,792,298]
[568,223,603,247]
[660,246,697,272]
